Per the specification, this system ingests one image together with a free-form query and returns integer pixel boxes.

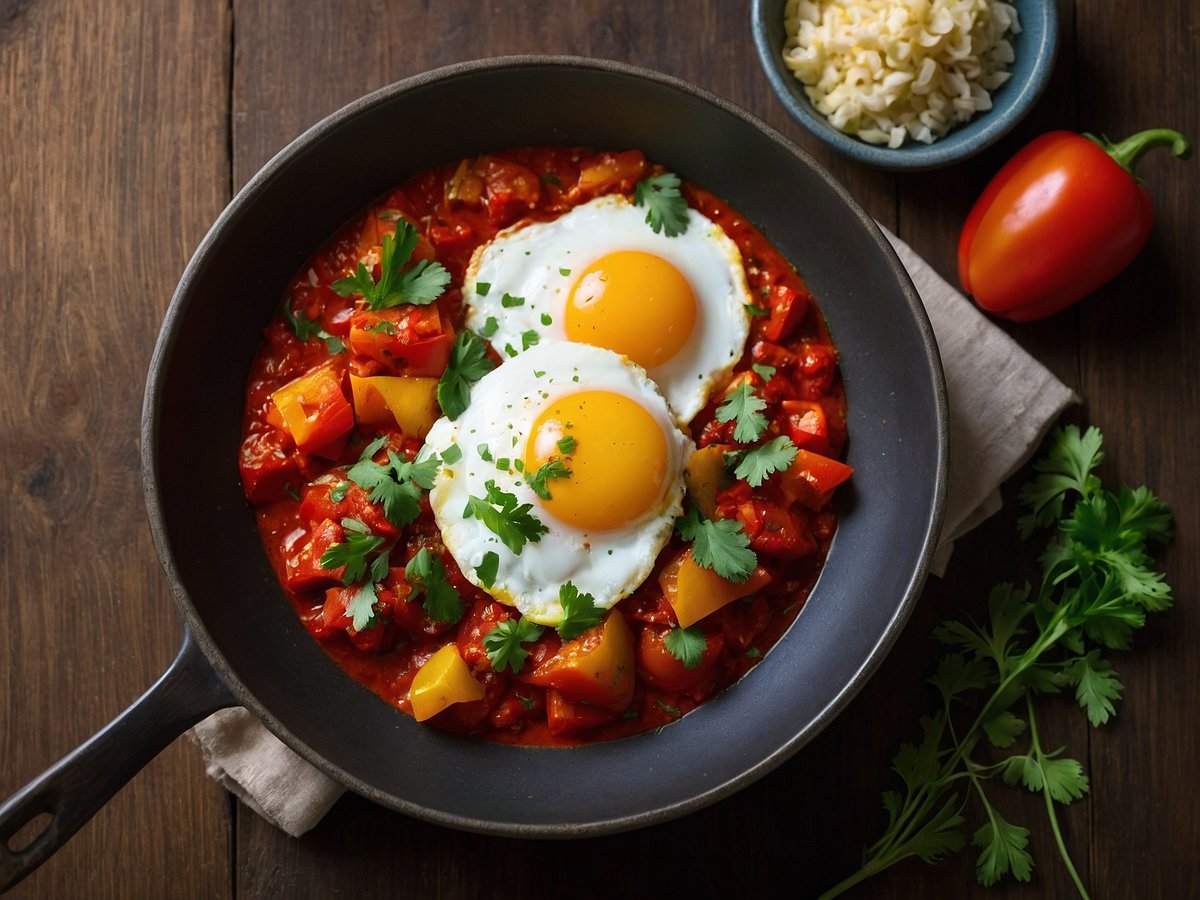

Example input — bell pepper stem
[1085,128,1192,177]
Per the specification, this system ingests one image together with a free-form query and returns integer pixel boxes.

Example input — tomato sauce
[239,147,848,745]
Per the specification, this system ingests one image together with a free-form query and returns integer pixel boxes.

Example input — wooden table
[3,1,1196,896]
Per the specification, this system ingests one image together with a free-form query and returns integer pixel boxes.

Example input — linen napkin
[190,230,1076,835]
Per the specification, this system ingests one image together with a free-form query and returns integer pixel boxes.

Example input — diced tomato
[283,518,346,593]
[778,449,854,511]
[781,399,830,454]
[748,502,818,559]
[792,342,838,400]
[270,365,355,457]
[299,478,399,539]
[429,221,476,254]
[456,600,512,671]
[239,428,300,503]
[474,155,541,226]
[348,305,454,376]
[444,159,485,206]
[545,689,618,736]
[762,282,811,343]
[637,626,724,692]
[489,685,545,731]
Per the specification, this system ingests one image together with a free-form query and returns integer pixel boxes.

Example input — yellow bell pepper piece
[659,549,773,628]
[526,611,635,712]
[409,644,485,722]
[684,444,733,520]
[350,374,441,439]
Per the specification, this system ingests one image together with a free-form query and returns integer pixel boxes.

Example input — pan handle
[0,629,235,892]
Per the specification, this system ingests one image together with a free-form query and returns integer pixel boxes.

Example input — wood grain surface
[2,1,1196,897]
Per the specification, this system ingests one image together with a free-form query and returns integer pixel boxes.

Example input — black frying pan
[0,57,947,890]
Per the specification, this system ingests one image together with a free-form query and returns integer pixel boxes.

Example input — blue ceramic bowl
[752,0,1058,170]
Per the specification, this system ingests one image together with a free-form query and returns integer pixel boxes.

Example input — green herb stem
[1025,696,1090,900]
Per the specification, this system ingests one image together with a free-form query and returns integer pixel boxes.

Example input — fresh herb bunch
[822,426,1172,899]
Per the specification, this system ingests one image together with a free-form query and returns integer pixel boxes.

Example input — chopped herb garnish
[475,551,500,588]
[476,281,491,296]
[517,694,535,710]
[345,438,437,527]
[437,330,495,420]
[495,457,510,471]
[745,646,762,659]
[284,483,301,501]
[330,219,450,309]
[481,316,499,337]
[440,443,463,466]
[329,480,351,503]
[751,363,777,381]
[483,617,544,673]
[319,519,385,585]
[540,312,553,326]
[556,434,577,455]
[404,547,463,624]
[663,625,708,669]
[477,443,493,462]
[676,506,757,582]
[527,459,572,501]
[556,582,604,640]
[504,343,518,358]
[282,302,345,354]
[463,480,549,554]
[715,382,769,443]
[634,172,689,237]
[501,292,525,308]
[745,303,769,318]
[521,330,540,350]
[558,267,571,276]
[731,435,798,488]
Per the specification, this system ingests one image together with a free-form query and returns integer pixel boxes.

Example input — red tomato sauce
[239,147,849,745]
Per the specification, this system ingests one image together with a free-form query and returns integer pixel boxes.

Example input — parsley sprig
[556,581,603,640]
[663,625,707,669]
[822,426,1173,898]
[283,302,345,354]
[463,479,549,554]
[728,435,798,487]
[330,219,450,309]
[633,172,689,237]
[404,547,463,624]
[527,459,572,500]
[676,506,757,583]
[437,330,495,420]
[715,382,769,443]
[346,437,439,527]
[483,617,544,673]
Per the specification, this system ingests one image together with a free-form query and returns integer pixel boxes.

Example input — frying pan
[0,57,947,890]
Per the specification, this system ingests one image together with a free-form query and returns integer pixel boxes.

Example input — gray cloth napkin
[190,231,1076,835]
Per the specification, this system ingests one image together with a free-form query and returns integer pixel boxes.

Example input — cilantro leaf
[633,172,689,237]
[972,812,1034,886]
[527,459,572,500]
[282,302,345,354]
[463,479,549,554]
[319,522,384,585]
[345,581,380,632]
[329,219,449,309]
[731,435,797,487]
[404,547,463,624]
[715,382,769,443]
[1063,650,1123,726]
[556,581,603,640]
[676,507,757,582]
[663,625,707,669]
[345,448,430,527]
[474,551,499,589]
[1017,424,1104,537]
[483,617,544,673]
[437,330,495,420]
[751,363,776,380]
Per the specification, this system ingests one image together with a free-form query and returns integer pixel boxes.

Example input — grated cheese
[782,0,1021,147]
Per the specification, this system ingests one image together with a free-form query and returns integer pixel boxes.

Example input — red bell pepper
[959,128,1191,321]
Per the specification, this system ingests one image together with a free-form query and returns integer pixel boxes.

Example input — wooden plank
[1076,0,1200,896]
[0,0,233,896]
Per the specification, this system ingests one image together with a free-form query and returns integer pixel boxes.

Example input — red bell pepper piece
[959,128,1191,321]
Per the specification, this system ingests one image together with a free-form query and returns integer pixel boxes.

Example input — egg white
[462,194,753,426]
[423,343,693,626]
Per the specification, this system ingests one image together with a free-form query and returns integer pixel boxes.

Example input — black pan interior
[142,57,947,835]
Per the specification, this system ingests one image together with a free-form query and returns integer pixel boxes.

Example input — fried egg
[463,193,753,426]
[423,342,693,625]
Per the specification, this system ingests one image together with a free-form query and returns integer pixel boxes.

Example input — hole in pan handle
[0,629,235,891]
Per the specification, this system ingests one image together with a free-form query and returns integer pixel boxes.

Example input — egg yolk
[564,250,698,370]
[523,389,669,532]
